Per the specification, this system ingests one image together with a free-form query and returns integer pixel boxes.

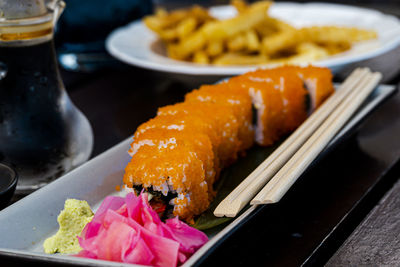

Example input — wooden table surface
[327,177,400,266]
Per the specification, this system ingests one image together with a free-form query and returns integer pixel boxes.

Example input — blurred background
[153,0,400,15]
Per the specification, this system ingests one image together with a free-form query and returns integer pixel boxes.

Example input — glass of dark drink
[0,0,93,193]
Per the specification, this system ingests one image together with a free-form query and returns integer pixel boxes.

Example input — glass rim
[0,162,18,195]
[0,12,53,26]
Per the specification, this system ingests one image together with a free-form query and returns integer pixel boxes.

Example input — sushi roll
[123,65,334,224]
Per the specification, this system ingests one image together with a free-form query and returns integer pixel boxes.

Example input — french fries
[144,5,215,42]
[213,53,269,65]
[168,1,271,60]
[143,0,377,65]
[206,40,224,57]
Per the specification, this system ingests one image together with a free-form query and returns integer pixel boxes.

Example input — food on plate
[123,65,334,223]
[144,5,215,43]
[43,199,93,254]
[166,1,272,61]
[143,0,377,65]
[43,65,334,265]
[77,193,208,267]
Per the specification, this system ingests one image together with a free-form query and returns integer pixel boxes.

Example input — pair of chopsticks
[214,68,382,217]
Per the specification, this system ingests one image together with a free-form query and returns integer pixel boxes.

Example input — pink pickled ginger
[77,193,208,267]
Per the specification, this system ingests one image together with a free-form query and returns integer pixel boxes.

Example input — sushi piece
[289,65,335,111]
[128,126,216,200]
[124,101,241,222]
[124,116,218,222]
[157,102,241,167]
[185,81,254,151]
[124,142,209,224]
[134,113,222,177]
[229,67,309,145]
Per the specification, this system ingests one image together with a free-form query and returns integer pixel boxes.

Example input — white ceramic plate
[0,84,396,266]
[106,2,400,76]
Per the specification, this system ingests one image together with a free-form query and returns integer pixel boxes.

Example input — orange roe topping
[134,114,221,176]
[131,128,216,200]
[230,71,286,145]
[157,102,241,167]
[289,65,334,110]
[185,82,254,151]
[264,67,309,133]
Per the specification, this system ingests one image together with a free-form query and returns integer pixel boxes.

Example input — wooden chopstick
[214,68,371,217]
[251,71,382,204]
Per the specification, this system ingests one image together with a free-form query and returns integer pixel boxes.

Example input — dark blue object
[55,0,153,55]
[0,162,17,210]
